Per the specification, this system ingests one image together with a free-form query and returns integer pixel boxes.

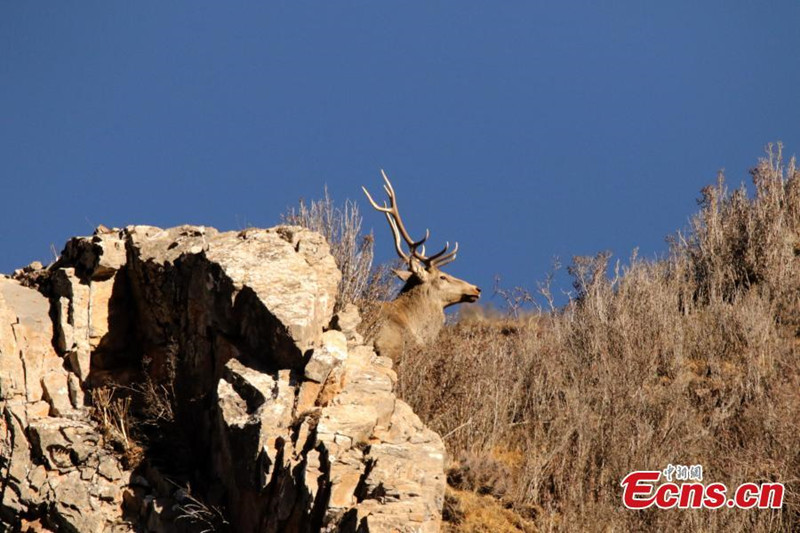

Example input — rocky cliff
[0,225,445,532]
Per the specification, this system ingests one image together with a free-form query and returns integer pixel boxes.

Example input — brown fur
[373,265,480,361]
[362,171,481,360]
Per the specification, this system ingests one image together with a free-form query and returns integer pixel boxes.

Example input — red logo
[621,468,783,510]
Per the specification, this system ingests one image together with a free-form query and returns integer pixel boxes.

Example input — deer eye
[439,275,447,280]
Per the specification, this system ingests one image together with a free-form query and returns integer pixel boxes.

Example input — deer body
[363,171,481,360]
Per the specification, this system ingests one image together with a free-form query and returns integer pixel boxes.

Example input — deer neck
[391,284,446,343]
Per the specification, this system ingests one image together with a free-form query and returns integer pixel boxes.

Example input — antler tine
[365,170,462,268]
[430,242,459,267]
[385,213,410,261]
[408,229,430,262]
[380,169,394,194]
[365,170,428,250]
[361,186,392,213]
[434,254,457,268]
[384,171,422,248]
[380,170,398,209]
[387,215,432,265]
[425,241,451,262]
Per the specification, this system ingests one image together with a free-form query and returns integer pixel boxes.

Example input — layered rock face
[0,225,445,532]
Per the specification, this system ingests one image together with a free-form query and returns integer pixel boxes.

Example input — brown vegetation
[90,386,144,469]
[396,145,800,531]
[282,186,394,311]
[285,146,800,530]
[282,186,399,345]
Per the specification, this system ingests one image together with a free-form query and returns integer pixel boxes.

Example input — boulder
[1,224,446,532]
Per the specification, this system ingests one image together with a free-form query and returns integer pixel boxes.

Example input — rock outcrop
[0,225,445,532]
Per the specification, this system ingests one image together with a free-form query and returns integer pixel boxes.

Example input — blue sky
[2,3,799,304]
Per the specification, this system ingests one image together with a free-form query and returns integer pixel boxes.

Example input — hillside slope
[397,147,800,531]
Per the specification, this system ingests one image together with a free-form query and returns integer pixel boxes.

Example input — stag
[362,171,481,361]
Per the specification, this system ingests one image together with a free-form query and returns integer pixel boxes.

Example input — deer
[362,171,481,361]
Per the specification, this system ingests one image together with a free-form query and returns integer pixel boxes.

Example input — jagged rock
[304,330,348,383]
[60,227,127,281]
[51,268,93,381]
[295,380,323,415]
[1,224,446,532]
[0,278,62,403]
[41,371,72,416]
[330,303,362,340]
[0,277,130,531]
[68,373,84,408]
[50,230,136,387]
[127,224,339,371]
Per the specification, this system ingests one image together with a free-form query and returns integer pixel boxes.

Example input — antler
[426,240,459,268]
[362,170,459,268]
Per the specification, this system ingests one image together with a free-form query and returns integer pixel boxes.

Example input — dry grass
[91,386,144,469]
[173,483,230,533]
[444,488,538,533]
[136,379,175,425]
[395,144,800,531]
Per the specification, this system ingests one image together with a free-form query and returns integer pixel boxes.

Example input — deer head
[362,170,481,309]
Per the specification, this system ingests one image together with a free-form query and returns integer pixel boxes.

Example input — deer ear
[393,269,413,282]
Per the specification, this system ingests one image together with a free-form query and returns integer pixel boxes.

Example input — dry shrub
[91,386,144,469]
[136,379,175,425]
[397,145,800,531]
[174,486,230,532]
[448,450,516,498]
[282,186,395,312]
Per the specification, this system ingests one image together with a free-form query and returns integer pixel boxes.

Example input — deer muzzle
[461,286,481,303]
